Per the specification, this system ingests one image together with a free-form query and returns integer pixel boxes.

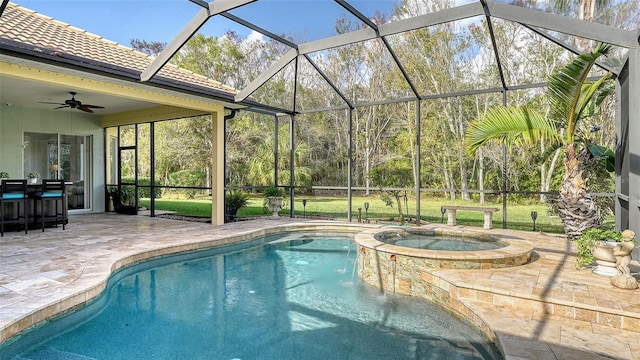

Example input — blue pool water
[1,232,502,360]
[385,236,505,251]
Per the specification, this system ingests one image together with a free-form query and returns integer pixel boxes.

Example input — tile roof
[0,2,238,95]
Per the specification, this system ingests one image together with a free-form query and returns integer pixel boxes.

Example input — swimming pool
[1,231,502,359]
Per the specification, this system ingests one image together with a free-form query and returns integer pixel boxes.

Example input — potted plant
[107,185,137,214]
[28,171,40,184]
[0,171,9,179]
[263,186,285,218]
[225,190,249,222]
[576,228,623,275]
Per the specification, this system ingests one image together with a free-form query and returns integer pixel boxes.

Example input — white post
[211,110,224,226]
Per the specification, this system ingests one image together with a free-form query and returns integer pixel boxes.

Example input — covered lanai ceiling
[139,0,640,115]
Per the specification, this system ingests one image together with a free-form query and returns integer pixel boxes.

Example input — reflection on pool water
[1,232,502,360]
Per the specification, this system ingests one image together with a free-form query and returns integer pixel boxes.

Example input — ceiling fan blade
[40,93,104,112]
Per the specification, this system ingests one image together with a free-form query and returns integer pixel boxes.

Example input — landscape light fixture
[440,206,446,224]
[302,199,307,218]
[531,211,538,231]
[404,191,409,222]
[364,202,369,223]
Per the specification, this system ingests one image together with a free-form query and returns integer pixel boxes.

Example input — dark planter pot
[117,205,138,215]
[225,207,239,223]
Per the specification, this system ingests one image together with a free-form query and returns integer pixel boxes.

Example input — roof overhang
[0,37,252,125]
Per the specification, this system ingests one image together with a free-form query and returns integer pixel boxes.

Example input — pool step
[16,347,97,360]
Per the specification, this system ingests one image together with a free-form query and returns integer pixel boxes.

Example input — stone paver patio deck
[0,213,638,359]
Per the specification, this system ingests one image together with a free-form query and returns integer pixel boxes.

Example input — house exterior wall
[0,103,105,213]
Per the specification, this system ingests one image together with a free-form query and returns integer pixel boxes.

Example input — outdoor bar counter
[1,182,69,232]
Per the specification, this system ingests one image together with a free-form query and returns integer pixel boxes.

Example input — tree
[465,43,614,239]
[245,123,312,187]
[130,39,166,56]
[369,158,414,224]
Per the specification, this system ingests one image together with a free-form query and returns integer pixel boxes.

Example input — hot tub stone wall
[355,225,535,346]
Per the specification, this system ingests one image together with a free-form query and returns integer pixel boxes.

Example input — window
[23,132,92,211]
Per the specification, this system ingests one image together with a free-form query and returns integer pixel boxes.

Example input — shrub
[168,170,207,199]
[263,186,285,198]
[121,177,163,199]
[575,228,622,269]
[225,190,249,222]
[140,178,163,199]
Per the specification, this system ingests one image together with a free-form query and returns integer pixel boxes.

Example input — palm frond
[465,105,559,155]
[576,76,614,120]
[547,43,611,143]
[540,141,564,162]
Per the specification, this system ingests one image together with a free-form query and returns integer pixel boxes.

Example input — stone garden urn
[592,242,619,276]
[267,196,283,218]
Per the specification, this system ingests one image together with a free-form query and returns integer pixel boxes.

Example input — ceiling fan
[40,92,105,113]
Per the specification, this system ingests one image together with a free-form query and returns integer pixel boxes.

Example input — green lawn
[137,194,616,234]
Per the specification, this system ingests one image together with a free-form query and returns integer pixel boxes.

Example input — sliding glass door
[23,132,92,211]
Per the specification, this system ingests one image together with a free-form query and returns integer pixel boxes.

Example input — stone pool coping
[1,214,639,359]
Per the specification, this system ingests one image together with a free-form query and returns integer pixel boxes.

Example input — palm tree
[465,43,613,239]
[247,130,313,187]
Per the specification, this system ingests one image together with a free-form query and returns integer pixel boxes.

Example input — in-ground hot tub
[376,229,509,251]
[356,226,533,273]
[354,226,535,349]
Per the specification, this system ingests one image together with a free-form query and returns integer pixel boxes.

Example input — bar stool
[33,179,66,232]
[1,179,28,237]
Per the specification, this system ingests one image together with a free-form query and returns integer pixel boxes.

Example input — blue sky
[15,0,398,47]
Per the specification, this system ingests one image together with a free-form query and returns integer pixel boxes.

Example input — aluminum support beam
[487,1,638,48]
[481,0,507,90]
[251,82,547,116]
[303,54,353,108]
[141,0,256,82]
[297,105,350,114]
[188,0,209,8]
[415,100,421,225]
[221,12,298,49]
[292,56,299,114]
[615,61,628,231]
[290,60,298,218]
[235,49,297,102]
[273,115,279,187]
[299,28,376,55]
[335,0,378,30]
[347,107,353,221]
[0,0,10,17]
[297,3,483,55]
[382,37,421,98]
[334,0,420,97]
[627,48,640,241]
[356,96,419,108]
[238,2,484,107]
[289,114,296,218]
[501,91,508,228]
[420,87,504,100]
[379,3,484,37]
